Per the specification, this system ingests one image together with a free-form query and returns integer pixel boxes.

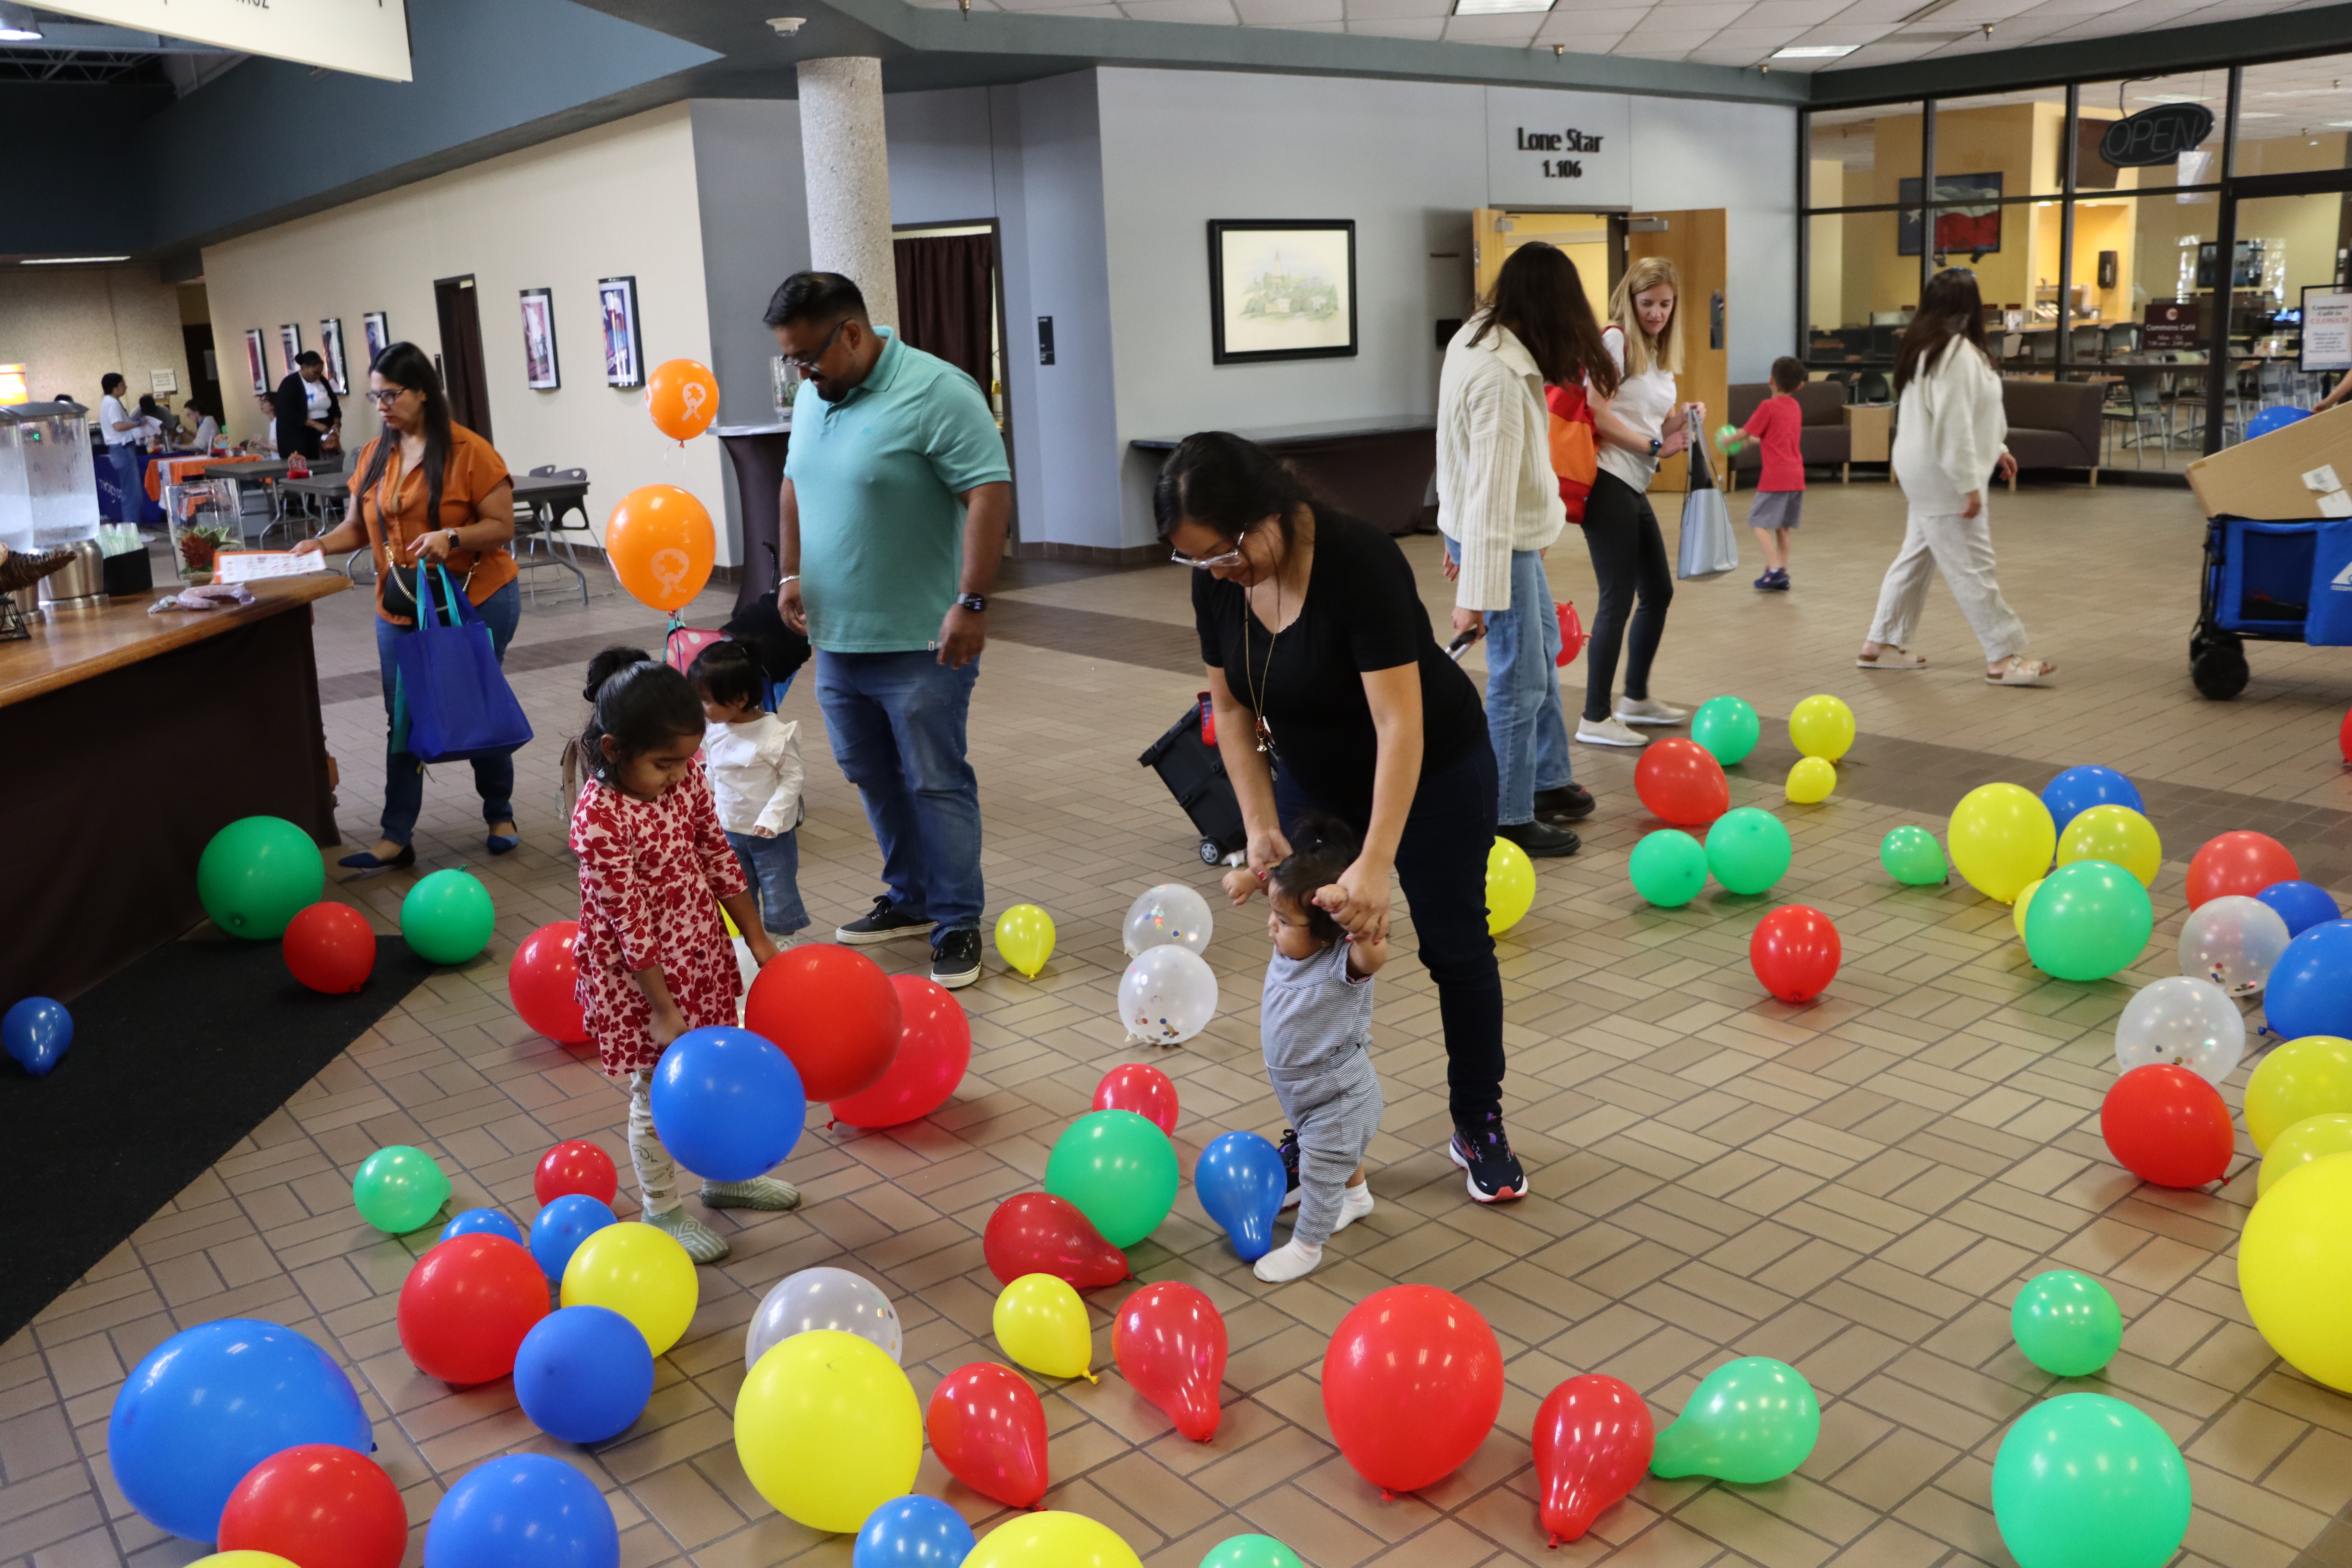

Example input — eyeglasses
[784,319,846,373]
[365,386,411,407]
[1171,543,1248,570]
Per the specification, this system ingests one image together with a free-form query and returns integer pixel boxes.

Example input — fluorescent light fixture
[0,5,40,40]
[1771,44,1858,58]
[1453,0,1556,14]
[20,256,132,265]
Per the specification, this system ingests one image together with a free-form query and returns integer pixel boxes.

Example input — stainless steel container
[36,538,108,610]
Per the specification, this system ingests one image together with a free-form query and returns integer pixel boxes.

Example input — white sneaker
[1576,716,1649,747]
[1615,696,1689,725]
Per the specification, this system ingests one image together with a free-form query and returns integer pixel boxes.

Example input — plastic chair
[512,463,591,607]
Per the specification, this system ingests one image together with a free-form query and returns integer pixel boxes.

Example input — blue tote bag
[391,566,534,762]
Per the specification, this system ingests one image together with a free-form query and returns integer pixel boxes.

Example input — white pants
[627,1072,678,1216]
[1866,500,2028,663]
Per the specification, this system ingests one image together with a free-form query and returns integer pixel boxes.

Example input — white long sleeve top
[1435,315,1565,613]
[1893,336,2011,509]
[701,713,805,836]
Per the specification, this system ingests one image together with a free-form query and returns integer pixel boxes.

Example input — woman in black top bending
[1161,432,1524,1204]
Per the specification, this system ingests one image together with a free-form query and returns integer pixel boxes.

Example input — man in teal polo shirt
[768,272,1012,989]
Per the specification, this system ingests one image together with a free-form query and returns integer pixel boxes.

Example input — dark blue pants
[814,650,984,935]
[373,580,521,844]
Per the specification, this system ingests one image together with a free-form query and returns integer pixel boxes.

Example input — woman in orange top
[295,341,525,870]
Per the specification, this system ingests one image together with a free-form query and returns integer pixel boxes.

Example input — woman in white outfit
[1857,268,2056,686]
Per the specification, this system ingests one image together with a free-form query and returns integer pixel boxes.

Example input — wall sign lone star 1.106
[1516,126,1604,179]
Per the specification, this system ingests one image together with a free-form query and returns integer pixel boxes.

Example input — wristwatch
[1648,437,1663,457]
[444,529,461,552]
[955,592,988,613]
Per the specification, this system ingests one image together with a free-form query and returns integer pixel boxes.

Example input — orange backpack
[1545,381,1598,523]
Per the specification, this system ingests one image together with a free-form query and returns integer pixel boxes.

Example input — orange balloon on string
[648,359,719,442]
[606,485,714,611]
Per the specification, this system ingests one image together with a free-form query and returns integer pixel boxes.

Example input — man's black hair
[763,271,868,330]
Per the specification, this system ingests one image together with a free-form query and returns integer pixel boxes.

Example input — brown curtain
[893,235,995,394]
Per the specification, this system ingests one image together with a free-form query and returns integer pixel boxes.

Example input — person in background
[245,394,280,455]
[1741,356,1809,591]
[97,374,142,524]
[687,640,811,949]
[184,399,220,454]
[274,350,339,461]
[136,394,176,447]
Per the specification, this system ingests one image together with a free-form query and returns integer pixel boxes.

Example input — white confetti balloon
[2179,895,2292,996]
[2115,975,2248,1084]
[745,1267,902,1372]
[1122,883,1215,958]
[1118,944,1219,1045]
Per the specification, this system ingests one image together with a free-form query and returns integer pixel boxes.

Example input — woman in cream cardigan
[1857,268,2056,686]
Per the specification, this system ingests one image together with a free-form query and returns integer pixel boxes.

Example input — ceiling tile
[1119,0,1244,18]
[1547,0,1656,20]
[1344,0,1453,19]
[1738,0,1848,21]
[1234,0,1346,20]
[1614,39,1697,52]
[1628,3,1751,26]
[1346,15,1451,34]
[1446,11,1548,38]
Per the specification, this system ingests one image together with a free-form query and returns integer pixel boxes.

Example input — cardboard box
[2187,402,2352,518]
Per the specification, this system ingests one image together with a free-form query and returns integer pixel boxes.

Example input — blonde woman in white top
[1858,268,2054,686]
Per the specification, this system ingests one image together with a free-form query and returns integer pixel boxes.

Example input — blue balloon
[3,996,72,1076]
[530,1194,618,1280]
[1195,1130,1288,1261]
[2267,920,2352,1040]
[2039,766,2144,837]
[2259,880,2343,939]
[514,1305,654,1444]
[442,1207,526,1247]
[854,1494,977,1568]
[2248,405,2312,440]
[648,1025,804,1183]
[425,1453,618,1568]
[106,1318,371,1542]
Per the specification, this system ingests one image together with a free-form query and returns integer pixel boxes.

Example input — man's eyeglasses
[784,319,847,373]
[365,386,410,407]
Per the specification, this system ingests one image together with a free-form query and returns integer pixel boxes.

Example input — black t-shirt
[1192,506,1485,821]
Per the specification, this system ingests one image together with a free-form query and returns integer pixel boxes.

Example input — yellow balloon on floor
[965,1512,1145,1568]
[2056,804,2162,888]
[2240,1154,2352,1390]
[1947,782,2055,903]
[561,1221,698,1354]
[2012,877,2043,941]
[735,1329,921,1533]
[190,1557,300,1568]
[2246,1036,2352,1151]
[1788,694,1856,761]
[1785,756,1836,804]
[995,903,1056,978]
[1486,837,1535,936]
[2259,1114,2352,1196]
[994,1272,1096,1381]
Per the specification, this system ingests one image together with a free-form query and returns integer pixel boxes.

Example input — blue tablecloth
[93,447,182,526]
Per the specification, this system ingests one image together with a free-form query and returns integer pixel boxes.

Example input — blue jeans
[1446,540,1575,826]
[108,444,142,524]
[726,828,810,937]
[373,579,521,844]
[815,650,983,935]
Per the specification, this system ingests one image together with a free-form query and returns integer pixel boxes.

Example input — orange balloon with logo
[606,485,714,611]
[647,358,719,442]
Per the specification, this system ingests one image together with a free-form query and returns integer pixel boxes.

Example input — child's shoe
[1253,1236,1323,1282]
[1278,1129,1301,1210]
[644,1204,731,1264]
[703,1177,801,1211]
[1754,567,1778,589]
[1765,569,1791,591]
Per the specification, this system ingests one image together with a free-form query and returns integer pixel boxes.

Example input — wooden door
[433,275,492,443]
[1472,208,1616,323]
[1623,208,1727,495]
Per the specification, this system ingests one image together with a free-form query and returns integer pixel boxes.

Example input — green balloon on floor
[1650,1357,1819,1484]
[1043,1109,1178,1248]
[401,868,495,965]
[196,815,324,939]
[2023,858,2152,981]
[1199,1536,1304,1568]
[353,1143,451,1233]
[1992,1393,2189,1568]
[1880,825,1948,886]
[1630,830,1710,908]
[1691,695,1760,766]
[1705,807,1792,896]
[2011,1269,2123,1377]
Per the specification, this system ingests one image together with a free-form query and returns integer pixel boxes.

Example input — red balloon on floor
[218,1443,407,1568]
[2101,1064,2233,1187]
[926,1362,1050,1509]
[829,974,972,1129]
[2185,831,2300,910]
[2341,705,2352,765]
[1750,905,1842,1002]
[1323,1284,1504,1496]
[1093,1063,1179,1135]
[1534,1375,1654,1546]
[983,1192,1129,1289]
[284,903,376,994]
[743,943,903,1100]
[396,1234,548,1386]
[508,920,588,1044]
[1114,1281,1227,1441]
[535,1139,618,1205]
[1634,739,1730,827]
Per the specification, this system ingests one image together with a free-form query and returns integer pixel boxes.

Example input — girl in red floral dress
[571,648,794,1264]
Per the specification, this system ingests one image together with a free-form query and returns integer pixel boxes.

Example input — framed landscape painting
[1208,219,1357,365]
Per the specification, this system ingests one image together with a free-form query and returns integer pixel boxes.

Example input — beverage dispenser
[0,402,105,607]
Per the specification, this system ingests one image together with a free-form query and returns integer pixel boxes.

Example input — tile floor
[8,474,2352,1568]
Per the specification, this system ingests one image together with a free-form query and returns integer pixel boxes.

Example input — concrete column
[795,56,899,330]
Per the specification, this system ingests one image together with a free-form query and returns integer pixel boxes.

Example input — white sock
[1254,1237,1324,1283]
[1331,1183,1374,1232]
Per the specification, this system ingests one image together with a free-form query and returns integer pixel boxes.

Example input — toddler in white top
[687,641,809,942]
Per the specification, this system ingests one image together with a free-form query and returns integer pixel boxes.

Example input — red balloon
[1634,738,1730,827]
[1113,1281,1227,1441]
[926,1362,1050,1509]
[284,903,376,994]
[983,1192,1129,1289]
[2185,831,2300,910]
[829,975,972,1128]
[218,1443,407,1568]
[2341,705,2352,765]
[1750,905,1842,1003]
[535,1139,618,1206]
[1092,1063,1179,1135]
[509,920,588,1045]
[1322,1284,1503,1496]
[2101,1064,2233,1187]
[1534,1376,1654,1546]
[744,943,903,1100]
[396,1234,548,1386]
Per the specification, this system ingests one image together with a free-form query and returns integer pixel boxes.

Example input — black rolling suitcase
[1138,693,1248,866]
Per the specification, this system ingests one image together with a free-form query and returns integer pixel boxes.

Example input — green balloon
[1199,1536,1304,1568]
[2011,1270,2123,1377]
[1992,1393,2189,1568]
[1691,695,1761,765]
[1880,825,1949,886]
[2023,859,2152,981]
[1630,830,1710,908]
[1043,1109,1178,1248]
[1651,1357,1819,1484]
[1704,807,1792,896]
[196,815,324,939]
[401,869,496,965]
[352,1144,450,1233]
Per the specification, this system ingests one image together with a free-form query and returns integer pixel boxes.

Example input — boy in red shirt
[1740,356,1808,591]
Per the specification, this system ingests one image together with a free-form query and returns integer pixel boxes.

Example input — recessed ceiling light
[1453,0,1555,15]
[1771,44,1858,58]
[0,4,41,41]
[20,256,131,266]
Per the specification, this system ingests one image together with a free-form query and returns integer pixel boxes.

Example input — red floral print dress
[570,766,750,1079]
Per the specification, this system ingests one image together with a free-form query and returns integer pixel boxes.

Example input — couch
[1724,381,1853,486]
[2000,378,2105,486]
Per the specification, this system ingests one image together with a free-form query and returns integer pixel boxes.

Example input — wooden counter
[0,574,347,708]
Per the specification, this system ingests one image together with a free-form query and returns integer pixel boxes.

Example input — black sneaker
[1533,784,1595,823]
[1278,1128,1301,1211]
[1447,1112,1528,1202]
[834,896,931,946]
[931,927,981,989]
[1498,819,1580,859]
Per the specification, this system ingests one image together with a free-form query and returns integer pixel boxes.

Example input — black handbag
[722,590,812,684]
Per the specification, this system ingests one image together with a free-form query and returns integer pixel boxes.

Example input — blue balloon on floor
[648,1025,804,1183]
[2248,405,2312,440]
[442,1206,526,1247]
[530,1194,618,1280]
[2267,921,2352,1041]
[514,1305,654,1444]
[2,997,71,1076]
[1195,1129,1289,1261]
[854,1494,977,1568]
[107,1318,371,1542]
[2040,766,2143,836]
[2259,880,2343,939]
[425,1452,618,1568]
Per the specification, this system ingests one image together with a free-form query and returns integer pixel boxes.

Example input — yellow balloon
[2259,1114,2352,1196]
[2246,1036,2352,1152]
[2012,877,2043,941]
[995,903,1056,978]
[2240,1154,2352,1389]
[561,1220,698,1354]
[1486,836,1536,936]
[734,1329,921,1532]
[1785,756,1836,804]
[993,1272,1096,1382]
[190,1557,301,1568]
[966,1512,1145,1568]
[1947,782,2055,903]
[2056,804,2162,888]
[1788,694,1856,762]
[721,902,741,939]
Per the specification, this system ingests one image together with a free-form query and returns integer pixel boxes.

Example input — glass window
[1929,88,2068,198]
[1807,211,1911,366]
[2077,70,2230,187]
[2235,55,2352,177]
[1807,104,1924,210]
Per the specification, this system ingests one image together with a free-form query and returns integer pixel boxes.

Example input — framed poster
[1208,220,1357,365]
[319,317,349,395]
[2302,286,2352,373]
[244,328,268,393]
[362,310,390,368]
[599,275,643,388]
[519,288,559,390]
[1897,174,2004,258]
[278,323,303,376]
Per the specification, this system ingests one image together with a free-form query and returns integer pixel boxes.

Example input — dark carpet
[0,935,434,1344]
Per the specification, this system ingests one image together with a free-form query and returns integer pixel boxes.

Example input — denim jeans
[1446,539,1575,826]
[814,650,984,935]
[726,828,811,938]
[108,444,142,524]
[373,579,521,844]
